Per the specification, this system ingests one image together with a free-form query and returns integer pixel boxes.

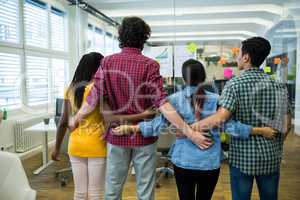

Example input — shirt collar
[121,47,142,54]
[183,86,197,98]
[244,67,260,73]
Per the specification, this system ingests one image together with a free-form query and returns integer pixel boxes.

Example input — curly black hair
[118,17,151,49]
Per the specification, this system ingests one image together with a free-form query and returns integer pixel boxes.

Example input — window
[52,58,68,100]
[25,56,49,106]
[0,0,19,44]
[51,7,66,51]
[87,16,118,55]
[113,36,120,53]
[86,23,94,52]
[0,0,69,110]
[105,32,114,56]
[94,27,105,54]
[0,52,21,108]
[86,24,105,54]
[24,0,48,48]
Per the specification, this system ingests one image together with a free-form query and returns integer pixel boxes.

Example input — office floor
[23,132,300,200]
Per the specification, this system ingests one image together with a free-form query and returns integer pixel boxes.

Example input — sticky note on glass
[186,42,198,53]
[224,68,233,79]
[264,66,271,73]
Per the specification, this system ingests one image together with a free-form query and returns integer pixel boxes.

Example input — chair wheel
[61,179,67,187]
[156,183,161,188]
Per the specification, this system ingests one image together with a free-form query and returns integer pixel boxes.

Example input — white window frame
[0,0,69,113]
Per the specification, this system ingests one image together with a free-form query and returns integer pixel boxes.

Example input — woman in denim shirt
[114,59,276,200]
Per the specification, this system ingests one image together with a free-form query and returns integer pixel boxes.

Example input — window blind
[24,0,48,48]
[113,36,120,53]
[95,27,104,54]
[52,58,68,100]
[0,0,19,43]
[87,23,94,52]
[105,32,114,56]
[51,6,66,51]
[0,52,21,108]
[25,55,49,106]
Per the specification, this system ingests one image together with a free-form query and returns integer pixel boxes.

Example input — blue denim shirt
[139,86,252,170]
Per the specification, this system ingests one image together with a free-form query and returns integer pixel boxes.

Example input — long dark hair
[182,59,206,120]
[69,52,104,109]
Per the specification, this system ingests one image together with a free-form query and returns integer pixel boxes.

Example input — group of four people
[52,16,291,200]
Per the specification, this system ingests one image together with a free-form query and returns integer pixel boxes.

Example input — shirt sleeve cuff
[86,86,99,108]
[139,121,158,137]
[224,120,252,139]
[218,102,235,113]
[237,123,252,139]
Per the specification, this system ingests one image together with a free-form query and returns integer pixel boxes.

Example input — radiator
[14,120,37,153]
[13,116,54,153]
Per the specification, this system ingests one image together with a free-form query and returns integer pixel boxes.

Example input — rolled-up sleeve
[218,81,237,113]
[139,114,170,137]
[146,61,168,108]
[223,119,252,139]
[86,61,107,108]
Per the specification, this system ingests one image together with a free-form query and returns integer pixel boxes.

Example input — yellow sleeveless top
[65,83,107,157]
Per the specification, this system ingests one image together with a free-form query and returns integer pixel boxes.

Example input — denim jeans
[104,143,157,200]
[230,165,280,200]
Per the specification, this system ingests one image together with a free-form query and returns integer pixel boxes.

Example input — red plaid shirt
[86,47,167,147]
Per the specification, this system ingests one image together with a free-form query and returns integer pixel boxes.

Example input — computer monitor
[213,79,228,95]
[55,98,64,117]
[286,83,295,103]
[55,98,64,126]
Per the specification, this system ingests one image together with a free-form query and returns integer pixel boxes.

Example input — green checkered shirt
[219,68,289,175]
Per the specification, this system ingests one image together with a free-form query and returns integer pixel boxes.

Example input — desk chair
[0,151,36,200]
[155,128,176,188]
[212,79,228,95]
[54,98,72,187]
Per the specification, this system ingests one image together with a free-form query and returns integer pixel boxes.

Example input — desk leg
[43,131,48,165]
[33,131,53,175]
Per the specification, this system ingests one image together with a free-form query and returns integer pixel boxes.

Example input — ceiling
[86,0,300,45]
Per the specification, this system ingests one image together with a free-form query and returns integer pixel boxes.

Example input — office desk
[24,119,56,175]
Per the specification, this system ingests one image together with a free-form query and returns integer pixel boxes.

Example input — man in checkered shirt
[192,37,291,200]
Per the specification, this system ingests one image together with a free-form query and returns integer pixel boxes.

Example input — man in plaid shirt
[192,37,291,200]
[71,17,212,200]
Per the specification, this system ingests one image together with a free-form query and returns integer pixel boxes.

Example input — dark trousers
[230,166,280,200]
[174,165,220,200]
